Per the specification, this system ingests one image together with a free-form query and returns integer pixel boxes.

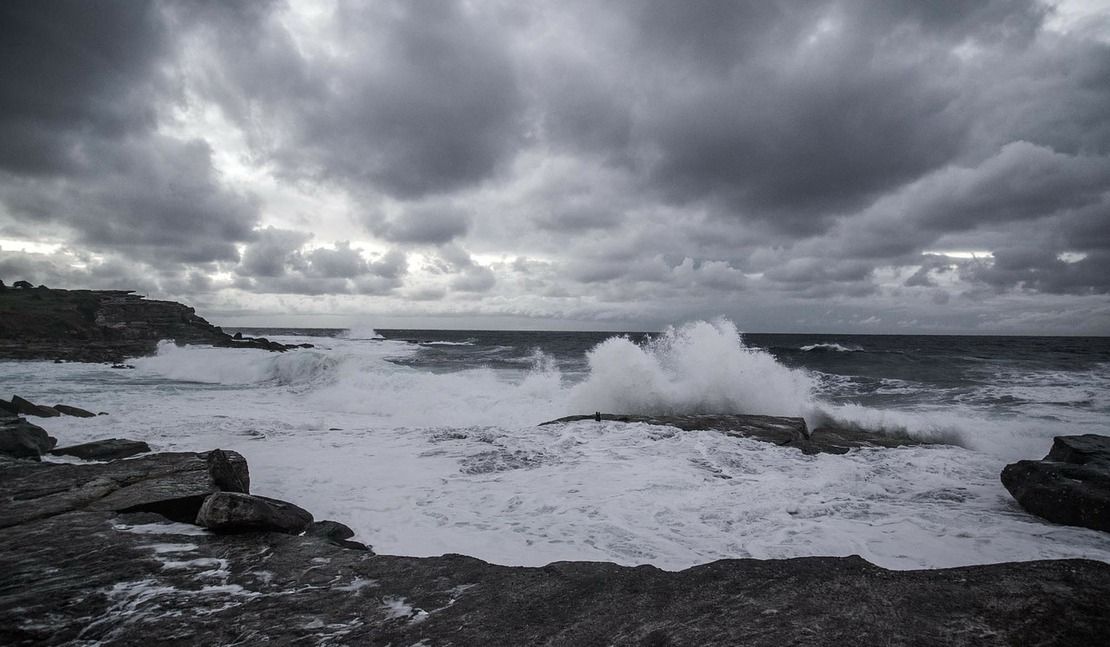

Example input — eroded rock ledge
[0,286,308,362]
[541,413,934,454]
[1,449,1108,645]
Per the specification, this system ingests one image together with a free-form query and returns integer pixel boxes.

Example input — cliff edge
[0,285,293,362]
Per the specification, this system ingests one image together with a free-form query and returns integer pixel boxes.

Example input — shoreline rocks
[0,444,1108,645]
[1002,434,1110,532]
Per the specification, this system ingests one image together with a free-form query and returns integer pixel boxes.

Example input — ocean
[4,319,1109,570]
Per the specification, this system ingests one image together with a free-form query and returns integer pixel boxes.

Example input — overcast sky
[1,0,1109,333]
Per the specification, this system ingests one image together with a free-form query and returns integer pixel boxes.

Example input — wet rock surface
[1,449,1108,646]
[541,413,934,455]
[195,491,314,534]
[0,417,56,460]
[52,404,97,418]
[1002,434,1110,532]
[0,286,306,362]
[0,450,249,527]
[49,438,151,461]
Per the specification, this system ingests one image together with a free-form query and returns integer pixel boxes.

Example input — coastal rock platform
[2,449,1109,645]
[541,413,934,454]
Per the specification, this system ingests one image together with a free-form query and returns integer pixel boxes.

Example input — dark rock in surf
[53,404,96,418]
[540,413,934,455]
[195,492,313,534]
[1002,434,1110,533]
[49,438,151,461]
[0,418,57,460]
[0,398,18,416]
[10,395,60,418]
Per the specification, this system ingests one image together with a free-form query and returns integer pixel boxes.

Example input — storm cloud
[1,0,1108,333]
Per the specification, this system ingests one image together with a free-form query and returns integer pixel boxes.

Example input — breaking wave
[800,342,863,352]
[568,320,816,418]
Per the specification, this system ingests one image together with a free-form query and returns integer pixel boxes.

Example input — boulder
[10,395,61,417]
[305,519,371,550]
[0,398,18,416]
[1001,434,1110,533]
[53,404,97,418]
[307,519,355,541]
[195,492,313,534]
[50,438,151,461]
[0,419,57,460]
[0,449,250,527]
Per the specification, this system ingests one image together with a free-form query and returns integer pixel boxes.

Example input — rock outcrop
[9,395,60,417]
[0,286,309,362]
[52,404,96,418]
[0,449,249,527]
[541,413,934,454]
[0,418,57,460]
[0,447,1108,645]
[49,438,151,461]
[1001,434,1110,532]
[195,491,314,534]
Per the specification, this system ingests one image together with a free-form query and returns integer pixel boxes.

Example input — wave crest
[568,319,815,417]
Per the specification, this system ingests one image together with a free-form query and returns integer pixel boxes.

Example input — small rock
[10,395,61,418]
[50,439,151,461]
[54,404,97,418]
[308,520,356,541]
[195,492,314,534]
[0,418,58,460]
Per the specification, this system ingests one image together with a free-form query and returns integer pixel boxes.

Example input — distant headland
[0,283,306,362]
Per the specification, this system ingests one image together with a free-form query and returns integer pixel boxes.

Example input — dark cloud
[369,205,471,245]
[188,0,525,199]
[0,0,259,265]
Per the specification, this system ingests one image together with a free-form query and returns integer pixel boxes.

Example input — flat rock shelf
[2,450,1109,646]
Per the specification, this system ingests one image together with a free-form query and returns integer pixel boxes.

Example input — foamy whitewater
[5,320,1110,570]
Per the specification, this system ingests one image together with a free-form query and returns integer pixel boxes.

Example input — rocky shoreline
[2,403,1110,644]
[0,285,307,362]
[2,450,1108,645]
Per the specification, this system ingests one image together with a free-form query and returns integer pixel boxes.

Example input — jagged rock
[0,398,17,416]
[0,449,249,527]
[0,419,57,460]
[195,492,313,534]
[1002,434,1110,532]
[540,413,933,455]
[49,438,151,461]
[52,404,97,418]
[10,395,60,418]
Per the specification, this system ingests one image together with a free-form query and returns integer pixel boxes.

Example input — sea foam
[568,319,816,418]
